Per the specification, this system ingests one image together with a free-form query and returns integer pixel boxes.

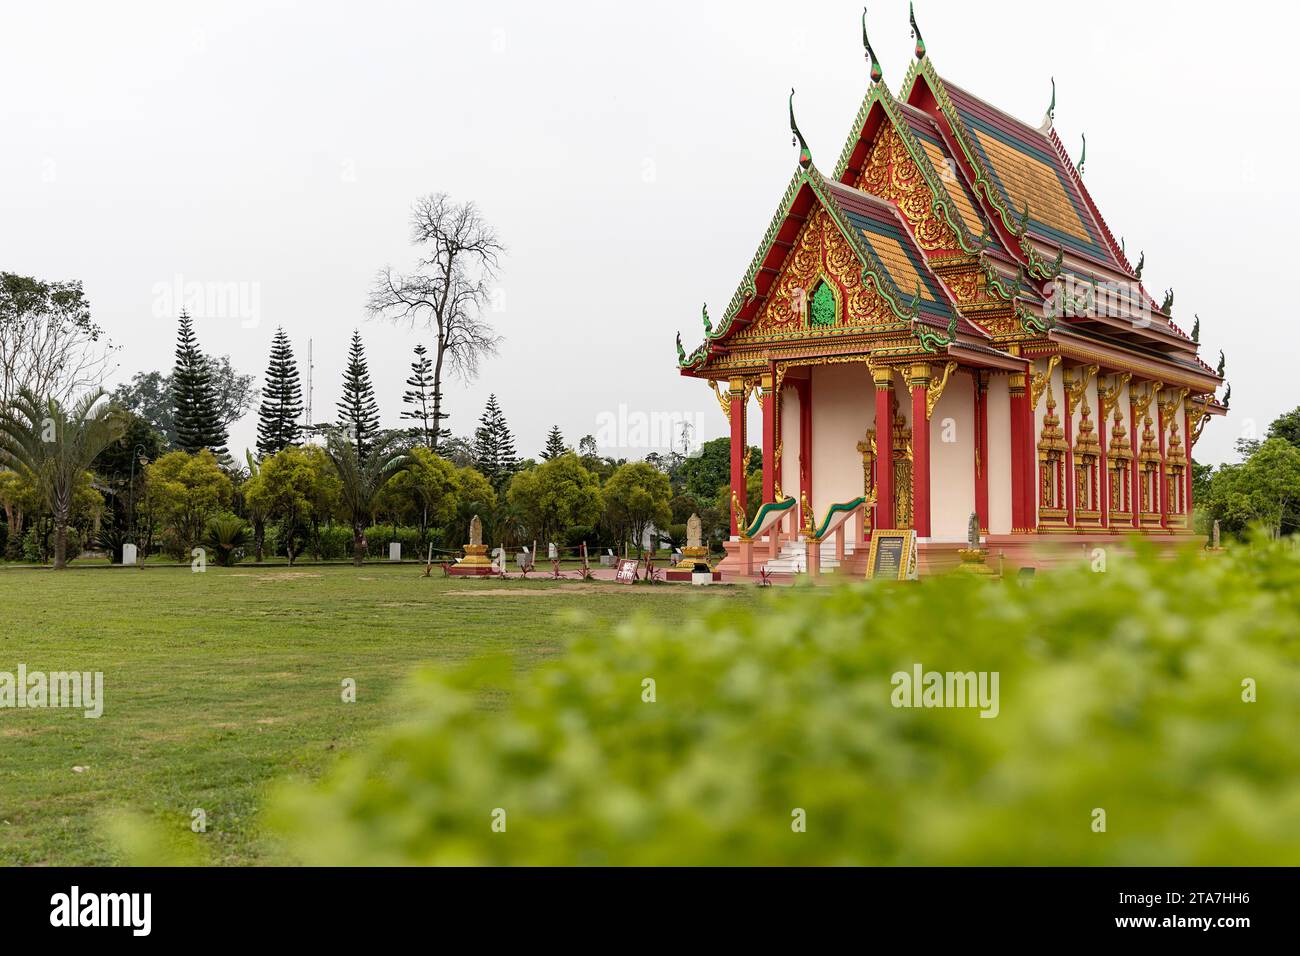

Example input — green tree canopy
[143,449,233,559]
[505,452,601,544]
[323,427,408,564]
[0,387,126,568]
[243,444,340,564]
[1204,437,1300,538]
[1267,406,1300,448]
[603,461,672,553]
[336,330,381,464]
[472,393,518,488]
[676,437,762,505]
[170,311,229,456]
[256,327,303,458]
[541,425,565,461]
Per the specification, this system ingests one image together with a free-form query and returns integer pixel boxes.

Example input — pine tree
[541,425,566,461]
[171,310,227,455]
[256,327,303,458]
[472,393,518,486]
[336,330,381,463]
[400,344,448,449]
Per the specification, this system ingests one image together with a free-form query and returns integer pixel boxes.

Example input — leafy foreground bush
[265,540,1300,865]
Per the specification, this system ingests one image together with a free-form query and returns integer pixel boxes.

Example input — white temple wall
[809,363,873,514]
[986,375,1012,534]
[779,383,802,503]
[929,373,976,540]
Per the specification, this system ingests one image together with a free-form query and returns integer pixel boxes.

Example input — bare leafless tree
[0,273,116,408]
[366,194,504,451]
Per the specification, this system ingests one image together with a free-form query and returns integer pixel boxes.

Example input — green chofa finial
[910,2,926,59]
[1134,250,1144,279]
[1222,382,1231,408]
[862,7,882,84]
[1191,313,1200,343]
[675,331,685,364]
[701,302,712,335]
[1046,76,1056,123]
[1077,132,1087,174]
[789,88,812,169]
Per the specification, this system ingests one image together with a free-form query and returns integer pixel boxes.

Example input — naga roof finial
[701,302,712,335]
[909,2,926,59]
[1217,350,1226,378]
[1077,132,1087,174]
[862,7,883,84]
[1191,313,1200,343]
[1222,382,1231,408]
[675,331,685,364]
[1134,250,1145,279]
[1045,76,1056,124]
[789,88,812,169]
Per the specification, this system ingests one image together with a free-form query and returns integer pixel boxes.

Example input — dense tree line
[0,305,767,566]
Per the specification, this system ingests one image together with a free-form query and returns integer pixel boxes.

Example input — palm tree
[0,388,126,569]
[322,428,409,565]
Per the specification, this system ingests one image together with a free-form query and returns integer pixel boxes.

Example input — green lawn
[0,564,751,865]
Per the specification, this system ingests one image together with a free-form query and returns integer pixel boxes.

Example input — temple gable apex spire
[789,88,813,169]
[909,2,926,60]
[862,6,883,85]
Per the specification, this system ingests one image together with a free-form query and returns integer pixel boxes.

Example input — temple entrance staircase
[763,536,856,574]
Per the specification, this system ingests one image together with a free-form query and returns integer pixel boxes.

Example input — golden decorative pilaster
[924,360,958,420]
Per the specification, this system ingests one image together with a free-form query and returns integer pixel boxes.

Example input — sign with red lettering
[614,558,639,584]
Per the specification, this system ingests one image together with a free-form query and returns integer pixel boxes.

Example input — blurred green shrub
[268,537,1300,865]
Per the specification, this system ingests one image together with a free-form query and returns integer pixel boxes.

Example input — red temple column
[974,371,990,532]
[1008,369,1028,532]
[873,367,895,530]
[760,371,775,505]
[1184,404,1194,518]
[727,377,746,536]
[909,363,932,538]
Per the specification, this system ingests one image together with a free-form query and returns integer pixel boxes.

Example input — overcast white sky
[3,0,1296,466]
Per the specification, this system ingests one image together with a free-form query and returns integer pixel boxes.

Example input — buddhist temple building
[675,8,1226,576]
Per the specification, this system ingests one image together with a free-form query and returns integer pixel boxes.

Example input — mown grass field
[0,564,752,865]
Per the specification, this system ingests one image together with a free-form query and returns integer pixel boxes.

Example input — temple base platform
[715,531,1202,582]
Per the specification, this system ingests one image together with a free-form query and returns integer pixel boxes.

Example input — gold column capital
[873,366,894,389]
[727,376,746,399]
[908,362,932,386]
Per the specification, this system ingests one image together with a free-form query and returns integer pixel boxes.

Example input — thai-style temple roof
[818,180,960,328]
[676,12,1226,409]
[934,78,1126,272]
